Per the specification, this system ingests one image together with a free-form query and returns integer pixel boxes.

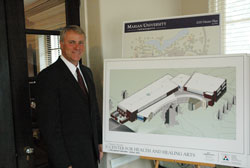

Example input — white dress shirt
[60,55,88,91]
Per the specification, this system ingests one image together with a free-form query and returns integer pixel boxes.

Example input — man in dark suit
[36,25,103,168]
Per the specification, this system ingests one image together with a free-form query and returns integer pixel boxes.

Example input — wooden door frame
[1,0,34,167]
[66,0,80,26]
[0,0,17,167]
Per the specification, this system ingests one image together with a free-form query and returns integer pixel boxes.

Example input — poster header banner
[124,14,219,33]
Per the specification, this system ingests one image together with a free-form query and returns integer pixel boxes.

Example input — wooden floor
[140,156,216,168]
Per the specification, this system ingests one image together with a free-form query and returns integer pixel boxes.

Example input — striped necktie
[76,68,88,95]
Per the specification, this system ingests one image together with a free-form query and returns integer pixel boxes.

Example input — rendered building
[171,74,190,90]
[115,74,178,123]
[184,73,227,106]
[111,72,227,124]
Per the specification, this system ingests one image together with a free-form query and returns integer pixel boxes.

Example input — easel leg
[154,160,159,168]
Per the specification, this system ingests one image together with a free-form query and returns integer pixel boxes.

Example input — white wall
[181,0,208,15]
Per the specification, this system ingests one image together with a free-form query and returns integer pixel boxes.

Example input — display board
[122,14,220,58]
[103,54,250,167]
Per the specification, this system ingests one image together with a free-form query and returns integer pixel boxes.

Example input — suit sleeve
[36,71,71,167]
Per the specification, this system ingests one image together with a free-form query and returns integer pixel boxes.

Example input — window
[26,34,61,77]
[49,35,61,63]
[209,0,250,54]
[24,0,65,77]
[36,35,61,73]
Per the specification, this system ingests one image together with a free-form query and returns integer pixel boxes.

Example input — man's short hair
[60,25,85,42]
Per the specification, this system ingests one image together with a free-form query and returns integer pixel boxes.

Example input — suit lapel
[57,58,88,100]
[80,65,93,98]
[80,65,95,118]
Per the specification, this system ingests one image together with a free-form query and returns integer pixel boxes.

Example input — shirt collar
[60,55,80,75]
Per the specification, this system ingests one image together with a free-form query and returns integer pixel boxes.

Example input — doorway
[24,1,66,167]
[0,0,80,167]
[24,0,80,167]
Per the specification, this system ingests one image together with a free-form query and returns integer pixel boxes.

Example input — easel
[140,156,216,168]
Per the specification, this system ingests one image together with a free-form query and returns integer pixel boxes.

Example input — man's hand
[68,166,72,168]
[99,144,104,160]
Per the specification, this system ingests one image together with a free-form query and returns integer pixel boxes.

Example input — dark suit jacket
[36,58,102,168]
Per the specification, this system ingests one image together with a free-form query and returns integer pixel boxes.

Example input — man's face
[60,30,85,66]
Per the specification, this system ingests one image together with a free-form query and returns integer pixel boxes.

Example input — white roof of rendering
[184,73,226,95]
[118,74,178,112]
[171,74,190,87]
[138,94,176,118]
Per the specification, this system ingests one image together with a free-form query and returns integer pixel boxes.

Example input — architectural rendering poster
[103,54,250,167]
[122,14,220,58]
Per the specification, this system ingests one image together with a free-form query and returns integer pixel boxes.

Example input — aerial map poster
[122,14,220,58]
[103,54,250,167]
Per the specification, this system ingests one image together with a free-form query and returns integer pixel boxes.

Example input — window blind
[209,0,250,54]
[38,35,61,72]
[38,35,47,71]
[48,35,61,64]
